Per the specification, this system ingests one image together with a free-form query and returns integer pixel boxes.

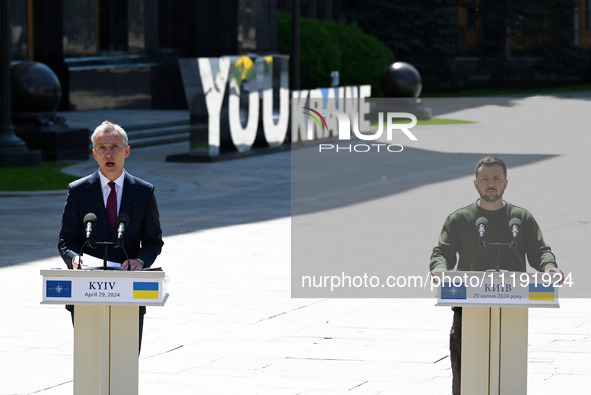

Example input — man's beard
[480,188,503,202]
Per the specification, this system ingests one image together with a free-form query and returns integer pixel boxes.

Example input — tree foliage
[277,10,395,93]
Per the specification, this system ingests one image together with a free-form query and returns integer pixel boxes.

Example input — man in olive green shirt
[429,156,563,395]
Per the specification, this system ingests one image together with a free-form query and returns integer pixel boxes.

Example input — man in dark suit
[58,120,164,347]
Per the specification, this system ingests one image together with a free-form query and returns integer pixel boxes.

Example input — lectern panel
[41,269,168,306]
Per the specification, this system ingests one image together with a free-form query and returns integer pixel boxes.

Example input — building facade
[6,0,277,111]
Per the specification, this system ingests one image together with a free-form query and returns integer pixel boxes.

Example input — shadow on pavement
[292,146,556,216]
[0,142,556,268]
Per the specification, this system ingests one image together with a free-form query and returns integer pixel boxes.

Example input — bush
[277,10,395,94]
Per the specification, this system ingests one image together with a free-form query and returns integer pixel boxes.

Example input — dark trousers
[69,306,145,354]
[450,307,462,395]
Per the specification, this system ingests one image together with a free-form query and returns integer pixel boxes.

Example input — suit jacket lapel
[120,170,136,219]
[86,170,115,237]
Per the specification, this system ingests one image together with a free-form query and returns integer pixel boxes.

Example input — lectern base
[74,305,139,395]
[461,307,528,395]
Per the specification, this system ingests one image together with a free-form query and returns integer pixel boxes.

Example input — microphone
[116,213,129,241]
[475,217,488,238]
[83,213,97,240]
[509,218,521,239]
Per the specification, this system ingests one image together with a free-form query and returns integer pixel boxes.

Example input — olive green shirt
[430,201,557,272]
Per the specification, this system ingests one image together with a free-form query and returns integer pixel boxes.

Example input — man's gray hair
[91,120,129,147]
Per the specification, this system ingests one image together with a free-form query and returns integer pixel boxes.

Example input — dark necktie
[106,181,117,234]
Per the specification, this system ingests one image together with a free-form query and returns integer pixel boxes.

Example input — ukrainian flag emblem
[529,283,554,301]
[133,281,159,299]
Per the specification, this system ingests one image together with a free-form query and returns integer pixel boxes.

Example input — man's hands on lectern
[73,255,144,270]
[122,259,144,271]
[430,267,446,285]
[545,267,565,285]
[72,255,85,270]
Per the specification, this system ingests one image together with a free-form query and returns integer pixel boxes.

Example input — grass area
[422,83,591,98]
[0,162,78,191]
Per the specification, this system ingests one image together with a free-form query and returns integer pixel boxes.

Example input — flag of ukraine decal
[529,283,554,301]
[133,282,159,299]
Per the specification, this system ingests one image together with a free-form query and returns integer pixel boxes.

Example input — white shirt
[98,170,124,214]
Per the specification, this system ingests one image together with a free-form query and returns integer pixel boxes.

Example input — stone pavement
[1,96,591,394]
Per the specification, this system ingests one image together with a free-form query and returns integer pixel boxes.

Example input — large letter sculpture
[179,55,290,157]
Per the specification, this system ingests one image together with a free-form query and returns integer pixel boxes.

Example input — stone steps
[126,122,190,148]
[84,119,191,149]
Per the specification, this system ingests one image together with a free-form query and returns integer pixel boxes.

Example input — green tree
[277,10,395,93]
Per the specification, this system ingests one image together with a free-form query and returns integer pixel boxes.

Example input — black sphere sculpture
[11,61,62,114]
[379,61,422,98]
[9,61,89,161]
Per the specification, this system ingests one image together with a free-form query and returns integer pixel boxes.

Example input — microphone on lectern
[475,217,488,238]
[83,213,97,240]
[509,218,521,239]
[116,213,129,241]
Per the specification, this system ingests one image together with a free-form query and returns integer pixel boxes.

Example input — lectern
[434,271,559,395]
[41,269,169,395]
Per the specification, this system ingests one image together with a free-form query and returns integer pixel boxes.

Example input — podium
[41,269,169,395]
[434,271,559,395]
